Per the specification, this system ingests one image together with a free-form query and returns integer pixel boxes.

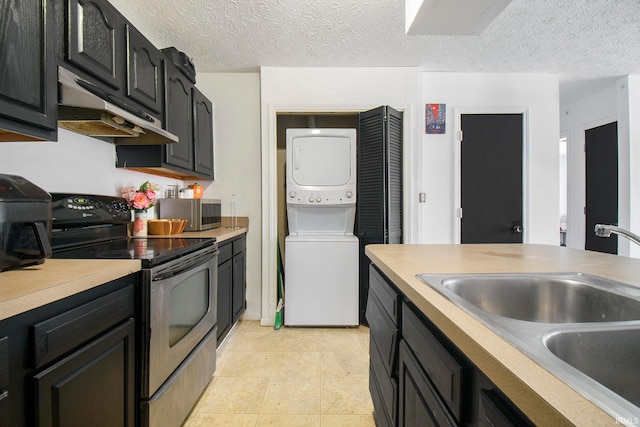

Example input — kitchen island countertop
[365,243,637,426]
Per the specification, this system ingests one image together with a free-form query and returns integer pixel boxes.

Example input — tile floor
[184,320,375,427]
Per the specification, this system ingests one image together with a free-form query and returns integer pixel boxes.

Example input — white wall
[259,66,421,325]
[559,83,620,252]
[618,75,640,258]
[0,129,181,203]
[420,73,561,245]
[196,72,262,320]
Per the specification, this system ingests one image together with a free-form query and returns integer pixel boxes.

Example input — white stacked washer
[284,128,359,326]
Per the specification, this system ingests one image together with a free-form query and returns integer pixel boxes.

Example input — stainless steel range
[50,193,218,427]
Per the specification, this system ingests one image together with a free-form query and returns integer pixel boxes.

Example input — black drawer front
[369,266,400,325]
[218,242,233,264]
[31,284,134,369]
[370,335,397,426]
[402,302,464,422]
[399,340,458,427]
[479,389,534,427]
[232,237,245,255]
[369,366,392,427]
[366,289,399,376]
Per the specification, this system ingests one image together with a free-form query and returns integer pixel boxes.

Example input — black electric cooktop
[49,193,216,268]
[52,236,216,268]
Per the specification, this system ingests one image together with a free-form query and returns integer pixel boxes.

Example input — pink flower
[132,192,151,210]
[121,181,160,211]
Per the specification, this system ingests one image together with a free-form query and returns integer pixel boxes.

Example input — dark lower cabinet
[0,336,8,426]
[231,236,246,322]
[217,248,233,344]
[217,235,247,345]
[0,274,137,427]
[398,340,457,427]
[34,319,135,427]
[366,265,400,427]
[0,0,57,141]
[368,265,533,427]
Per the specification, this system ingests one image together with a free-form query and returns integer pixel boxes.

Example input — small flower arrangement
[121,181,159,211]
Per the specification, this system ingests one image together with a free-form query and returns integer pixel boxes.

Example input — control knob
[346,191,353,198]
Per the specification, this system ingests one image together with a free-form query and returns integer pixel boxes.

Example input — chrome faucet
[594,224,640,247]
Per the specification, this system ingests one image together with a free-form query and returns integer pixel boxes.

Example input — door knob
[512,225,524,234]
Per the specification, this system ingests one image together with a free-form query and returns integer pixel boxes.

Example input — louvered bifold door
[357,105,404,324]
[386,106,403,244]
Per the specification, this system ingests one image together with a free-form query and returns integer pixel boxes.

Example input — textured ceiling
[109,0,640,104]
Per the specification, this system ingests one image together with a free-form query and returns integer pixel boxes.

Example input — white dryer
[284,128,359,326]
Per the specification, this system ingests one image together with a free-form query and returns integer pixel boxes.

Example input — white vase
[133,210,148,237]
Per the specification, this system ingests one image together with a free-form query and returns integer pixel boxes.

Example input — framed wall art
[425,103,445,134]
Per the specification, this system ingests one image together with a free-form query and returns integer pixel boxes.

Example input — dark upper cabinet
[193,87,214,178]
[66,0,124,89]
[116,60,215,180]
[126,24,163,114]
[58,0,163,121]
[164,61,194,171]
[0,0,57,141]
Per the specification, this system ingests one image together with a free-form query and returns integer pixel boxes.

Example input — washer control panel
[287,189,355,205]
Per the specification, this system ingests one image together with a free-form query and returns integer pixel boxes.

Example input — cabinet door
[217,258,232,344]
[34,319,135,427]
[398,340,457,427]
[67,0,124,89]
[0,336,9,426]
[164,62,193,171]
[126,24,162,114]
[192,87,214,178]
[232,250,246,322]
[0,0,57,138]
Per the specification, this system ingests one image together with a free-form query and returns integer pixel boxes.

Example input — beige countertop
[0,217,248,322]
[365,243,637,426]
[146,216,248,242]
[0,259,141,321]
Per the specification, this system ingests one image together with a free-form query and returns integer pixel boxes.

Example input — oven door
[143,243,218,397]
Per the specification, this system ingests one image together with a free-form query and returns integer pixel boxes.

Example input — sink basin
[418,273,640,323]
[544,327,640,408]
[416,272,640,421]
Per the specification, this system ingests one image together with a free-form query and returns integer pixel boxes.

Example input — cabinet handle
[0,390,8,401]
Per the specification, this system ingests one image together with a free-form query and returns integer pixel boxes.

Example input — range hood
[57,67,178,145]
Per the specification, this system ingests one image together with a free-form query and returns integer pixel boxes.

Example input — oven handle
[151,245,219,282]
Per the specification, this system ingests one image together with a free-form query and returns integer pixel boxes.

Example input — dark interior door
[585,122,618,254]
[460,114,523,243]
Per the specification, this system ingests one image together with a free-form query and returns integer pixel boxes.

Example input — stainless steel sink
[436,273,640,322]
[416,272,640,424]
[544,326,640,408]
